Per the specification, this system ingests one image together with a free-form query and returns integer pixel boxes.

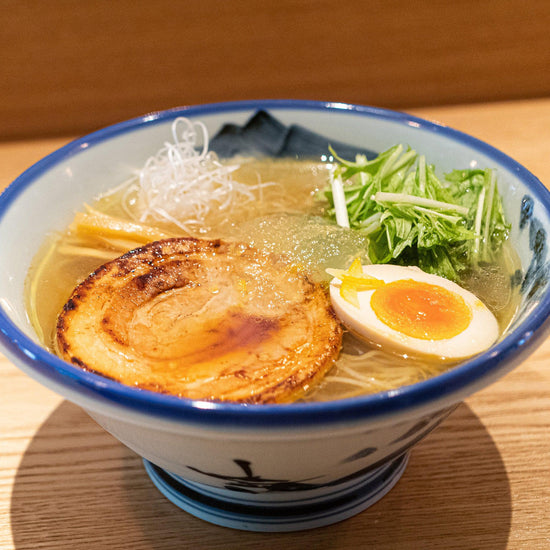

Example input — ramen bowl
[1,100,550,532]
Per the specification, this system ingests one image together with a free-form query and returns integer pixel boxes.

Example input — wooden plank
[1,99,550,548]
[2,0,550,139]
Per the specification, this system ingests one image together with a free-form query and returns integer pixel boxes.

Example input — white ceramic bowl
[1,100,550,532]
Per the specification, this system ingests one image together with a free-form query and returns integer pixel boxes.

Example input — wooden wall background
[2,0,550,140]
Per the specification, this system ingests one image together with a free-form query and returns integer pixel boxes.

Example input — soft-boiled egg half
[328,261,499,360]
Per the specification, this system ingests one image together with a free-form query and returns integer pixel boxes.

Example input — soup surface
[26,157,520,402]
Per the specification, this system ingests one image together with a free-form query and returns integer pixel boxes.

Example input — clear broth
[26,158,521,402]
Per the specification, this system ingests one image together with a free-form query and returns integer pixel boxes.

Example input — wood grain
[2,0,550,140]
[1,99,550,549]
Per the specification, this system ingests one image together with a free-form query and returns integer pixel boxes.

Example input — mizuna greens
[323,144,510,282]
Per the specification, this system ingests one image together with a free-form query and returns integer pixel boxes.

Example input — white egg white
[329,264,500,360]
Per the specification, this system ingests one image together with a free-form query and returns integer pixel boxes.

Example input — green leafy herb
[322,145,510,281]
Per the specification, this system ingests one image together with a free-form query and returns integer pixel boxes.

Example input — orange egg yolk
[370,279,472,340]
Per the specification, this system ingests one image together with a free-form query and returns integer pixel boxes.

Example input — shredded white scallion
[114,117,270,234]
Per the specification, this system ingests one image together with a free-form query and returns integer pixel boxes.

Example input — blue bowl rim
[1,98,550,428]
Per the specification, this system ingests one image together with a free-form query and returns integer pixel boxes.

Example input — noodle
[306,346,443,401]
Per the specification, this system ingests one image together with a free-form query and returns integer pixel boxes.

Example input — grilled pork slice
[56,238,342,403]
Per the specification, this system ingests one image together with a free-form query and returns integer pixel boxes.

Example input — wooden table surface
[1,99,549,549]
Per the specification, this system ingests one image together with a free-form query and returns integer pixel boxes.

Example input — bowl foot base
[143,453,409,532]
